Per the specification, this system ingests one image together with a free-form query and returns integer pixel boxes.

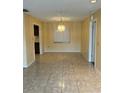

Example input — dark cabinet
[35,43,40,54]
[34,25,39,36]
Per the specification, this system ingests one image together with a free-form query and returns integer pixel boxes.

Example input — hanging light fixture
[57,17,65,32]
[90,0,96,4]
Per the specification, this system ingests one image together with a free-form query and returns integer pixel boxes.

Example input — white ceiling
[23,0,101,21]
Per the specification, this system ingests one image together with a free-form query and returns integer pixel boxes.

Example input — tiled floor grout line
[72,61,80,93]
[61,57,64,93]
[76,80,80,93]
[24,53,101,93]
[46,72,52,86]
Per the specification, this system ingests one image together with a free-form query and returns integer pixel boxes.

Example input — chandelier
[57,17,65,32]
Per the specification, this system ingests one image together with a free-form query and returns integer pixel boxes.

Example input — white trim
[23,61,35,68]
[88,18,97,68]
[94,19,97,68]
[23,64,28,68]
[44,51,81,52]
[88,21,93,62]
[39,24,43,55]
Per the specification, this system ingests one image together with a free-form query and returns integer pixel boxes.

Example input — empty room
[23,0,101,93]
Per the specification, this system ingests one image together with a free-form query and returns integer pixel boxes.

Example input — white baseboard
[23,64,28,68]
[44,51,81,52]
[23,60,35,68]
[40,49,43,54]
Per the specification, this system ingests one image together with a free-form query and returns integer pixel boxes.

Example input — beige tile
[44,87,61,93]
[24,52,101,93]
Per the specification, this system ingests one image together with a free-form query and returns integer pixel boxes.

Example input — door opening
[34,24,40,54]
[89,20,97,66]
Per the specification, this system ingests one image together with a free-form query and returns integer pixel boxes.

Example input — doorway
[34,24,40,54]
[89,19,97,66]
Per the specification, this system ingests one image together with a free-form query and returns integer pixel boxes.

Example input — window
[54,29,70,43]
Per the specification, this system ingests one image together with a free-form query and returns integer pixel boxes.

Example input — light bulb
[91,0,96,3]
[58,25,65,32]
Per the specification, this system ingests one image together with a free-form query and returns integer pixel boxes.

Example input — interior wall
[43,21,82,52]
[23,13,43,67]
[23,14,27,67]
[30,15,44,54]
[81,17,90,60]
[81,9,101,70]
[23,10,100,68]
[93,9,101,71]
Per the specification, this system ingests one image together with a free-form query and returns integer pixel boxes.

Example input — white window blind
[54,29,70,43]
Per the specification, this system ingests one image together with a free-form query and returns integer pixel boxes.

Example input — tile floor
[23,52,101,93]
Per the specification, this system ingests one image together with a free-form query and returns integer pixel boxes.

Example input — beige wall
[23,10,100,69]
[23,13,43,67]
[81,9,101,70]
[81,17,90,60]
[23,14,27,67]
[43,22,82,52]
[30,15,44,54]
[93,9,101,71]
